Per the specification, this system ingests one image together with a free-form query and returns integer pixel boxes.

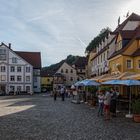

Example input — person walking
[60,86,65,101]
[104,90,111,120]
[97,90,104,116]
[110,88,118,117]
[53,88,57,101]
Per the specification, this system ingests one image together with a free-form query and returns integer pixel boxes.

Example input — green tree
[85,27,111,53]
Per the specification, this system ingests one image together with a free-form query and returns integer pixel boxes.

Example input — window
[138,60,140,68]
[26,86,30,92]
[107,50,109,58]
[17,67,21,72]
[104,53,105,60]
[118,41,122,50]
[0,49,6,60]
[34,77,37,82]
[1,66,5,72]
[61,69,63,73]
[26,67,30,73]
[10,66,15,72]
[1,75,6,81]
[70,77,73,81]
[17,76,22,82]
[71,69,73,73]
[0,55,6,60]
[65,69,68,73]
[126,60,132,69]
[77,77,80,81]
[12,57,17,63]
[26,76,30,82]
[47,79,50,82]
[0,49,6,54]
[10,86,15,92]
[80,69,82,72]
[10,76,15,81]
[101,55,102,62]
[34,69,40,75]
[17,86,21,91]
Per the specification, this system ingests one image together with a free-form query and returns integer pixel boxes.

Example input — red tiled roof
[15,51,41,69]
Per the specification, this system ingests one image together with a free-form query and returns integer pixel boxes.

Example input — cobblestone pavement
[0,94,140,140]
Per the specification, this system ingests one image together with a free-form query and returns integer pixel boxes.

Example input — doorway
[0,85,6,95]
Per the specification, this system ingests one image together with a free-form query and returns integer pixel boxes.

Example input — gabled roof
[120,30,136,39]
[15,51,41,69]
[113,13,140,33]
[132,48,140,57]
[57,61,75,72]
[109,26,140,59]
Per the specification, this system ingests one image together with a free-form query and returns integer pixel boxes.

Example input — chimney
[9,43,11,49]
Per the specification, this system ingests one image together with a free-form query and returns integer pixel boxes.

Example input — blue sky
[0,0,140,66]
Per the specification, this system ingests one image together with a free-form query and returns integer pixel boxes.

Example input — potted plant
[87,86,98,106]
[132,99,140,122]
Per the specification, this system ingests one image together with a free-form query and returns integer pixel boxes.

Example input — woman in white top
[97,90,104,116]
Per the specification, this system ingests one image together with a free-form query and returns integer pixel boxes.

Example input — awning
[99,73,122,82]
[121,72,140,80]
[90,72,140,82]
[90,74,110,82]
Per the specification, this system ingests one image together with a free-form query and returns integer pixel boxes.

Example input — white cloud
[0,0,137,66]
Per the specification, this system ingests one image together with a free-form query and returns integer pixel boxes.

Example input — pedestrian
[53,88,57,101]
[110,88,118,117]
[60,86,65,101]
[97,90,104,116]
[104,89,111,120]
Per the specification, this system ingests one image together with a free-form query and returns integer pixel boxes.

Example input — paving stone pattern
[0,94,140,140]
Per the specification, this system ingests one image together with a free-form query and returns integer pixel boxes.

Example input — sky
[0,0,140,66]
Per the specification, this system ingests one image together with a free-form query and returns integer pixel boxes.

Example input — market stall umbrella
[118,79,140,118]
[119,79,140,86]
[102,79,122,85]
[81,79,101,86]
[74,80,84,86]
[75,79,100,86]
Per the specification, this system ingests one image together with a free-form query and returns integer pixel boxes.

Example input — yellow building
[41,72,53,92]
[104,26,140,97]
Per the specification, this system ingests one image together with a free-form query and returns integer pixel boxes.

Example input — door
[0,85,6,95]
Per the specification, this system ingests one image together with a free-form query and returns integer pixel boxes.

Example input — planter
[133,114,140,123]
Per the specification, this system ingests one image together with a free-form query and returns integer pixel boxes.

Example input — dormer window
[116,41,122,51]
[12,57,17,63]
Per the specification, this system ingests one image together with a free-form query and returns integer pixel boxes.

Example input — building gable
[56,62,76,74]
[0,43,32,67]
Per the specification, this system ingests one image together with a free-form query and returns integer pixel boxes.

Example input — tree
[85,27,111,53]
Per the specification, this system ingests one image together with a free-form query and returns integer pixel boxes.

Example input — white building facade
[91,34,115,76]
[56,62,79,86]
[0,43,41,94]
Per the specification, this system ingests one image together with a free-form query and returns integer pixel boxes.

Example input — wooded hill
[42,55,84,76]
